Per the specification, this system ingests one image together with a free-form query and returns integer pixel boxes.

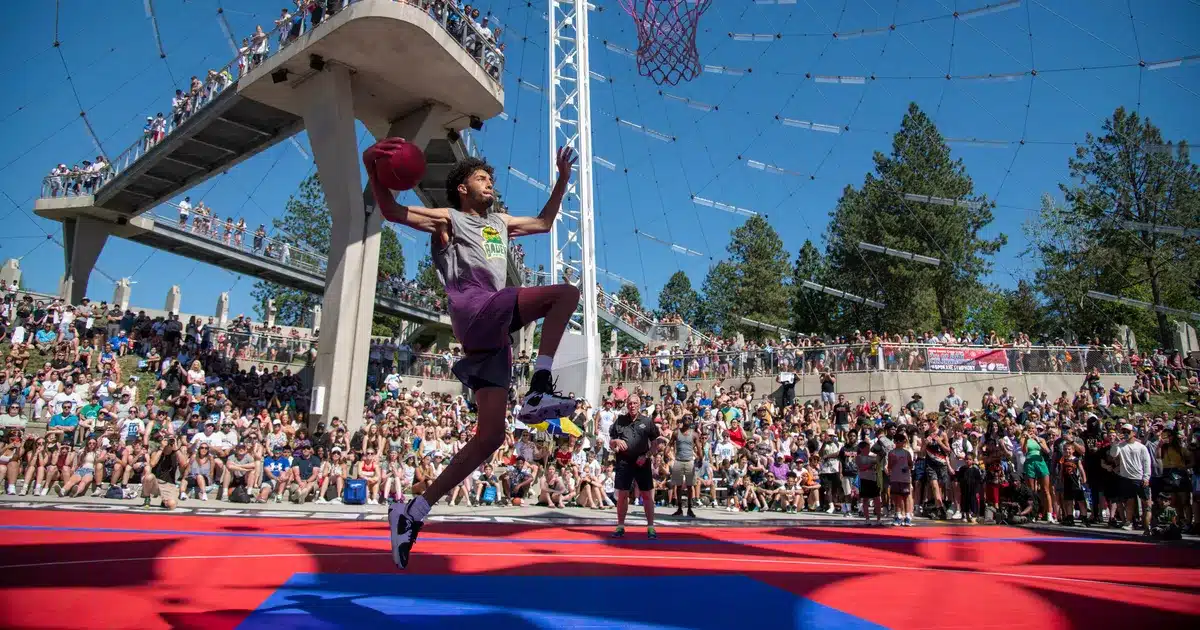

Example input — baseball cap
[1121,423,1134,432]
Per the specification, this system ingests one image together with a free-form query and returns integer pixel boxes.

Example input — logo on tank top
[481,226,507,260]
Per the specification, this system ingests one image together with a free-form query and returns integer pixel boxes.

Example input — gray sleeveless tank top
[433,209,509,298]
[674,429,695,462]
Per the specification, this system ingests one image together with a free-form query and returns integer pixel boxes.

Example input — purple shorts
[449,287,523,391]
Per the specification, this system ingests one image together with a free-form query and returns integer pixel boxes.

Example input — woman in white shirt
[186,361,206,397]
[251,26,269,66]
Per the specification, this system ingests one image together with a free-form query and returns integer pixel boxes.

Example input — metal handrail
[377,276,448,314]
[596,287,658,333]
[39,1,504,201]
[149,205,451,316]
[152,205,328,274]
[425,0,506,82]
[211,326,317,363]
[40,23,285,200]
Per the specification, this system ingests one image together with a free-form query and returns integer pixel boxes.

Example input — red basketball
[375,140,426,191]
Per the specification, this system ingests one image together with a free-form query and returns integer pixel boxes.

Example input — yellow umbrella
[528,416,583,438]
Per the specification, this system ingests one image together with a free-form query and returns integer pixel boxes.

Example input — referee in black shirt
[609,394,661,538]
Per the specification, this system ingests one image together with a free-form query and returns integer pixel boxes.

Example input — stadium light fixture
[1086,291,1200,321]
[1121,221,1200,239]
[801,280,885,309]
[858,242,941,266]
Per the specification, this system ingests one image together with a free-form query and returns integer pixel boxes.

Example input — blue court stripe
[0,524,1095,546]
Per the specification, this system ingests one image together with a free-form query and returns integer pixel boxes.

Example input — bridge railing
[428,0,506,83]
[152,206,328,276]
[211,326,316,364]
[40,22,287,200]
[149,206,450,316]
[39,1,504,201]
[596,287,657,334]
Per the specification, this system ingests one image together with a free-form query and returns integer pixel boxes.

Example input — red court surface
[1,508,1197,629]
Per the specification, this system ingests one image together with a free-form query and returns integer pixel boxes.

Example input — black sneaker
[518,370,577,422]
[611,525,625,538]
[672,508,683,517]
[388,499,424,570]
[686,508,696,518]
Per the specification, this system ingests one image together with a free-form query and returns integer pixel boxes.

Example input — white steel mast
[548,0,599,404]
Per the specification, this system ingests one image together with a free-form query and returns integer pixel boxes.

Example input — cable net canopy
[619,0,711,86]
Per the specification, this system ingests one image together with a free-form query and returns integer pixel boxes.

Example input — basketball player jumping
[363,138,581,569]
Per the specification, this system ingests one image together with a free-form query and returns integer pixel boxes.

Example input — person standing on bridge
[363,138,581,569]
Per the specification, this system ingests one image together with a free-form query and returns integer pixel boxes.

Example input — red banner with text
[926,347,1010,373]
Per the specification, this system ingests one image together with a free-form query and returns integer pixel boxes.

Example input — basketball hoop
[619,0,711,86]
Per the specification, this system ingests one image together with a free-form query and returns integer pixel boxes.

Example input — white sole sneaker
[518,391,576,422]
[388,500,422,570]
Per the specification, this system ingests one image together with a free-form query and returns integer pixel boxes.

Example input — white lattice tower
[548,0,600,404]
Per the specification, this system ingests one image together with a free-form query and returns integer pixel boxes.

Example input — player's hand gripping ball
[369,138,427,191]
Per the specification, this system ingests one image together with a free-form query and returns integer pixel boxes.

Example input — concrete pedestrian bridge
[32,0,505,427]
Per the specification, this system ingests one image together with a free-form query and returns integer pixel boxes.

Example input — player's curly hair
[445,157,495,210]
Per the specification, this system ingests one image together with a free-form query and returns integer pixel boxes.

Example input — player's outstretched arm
[362,138,449,235]
[507,146,577,237]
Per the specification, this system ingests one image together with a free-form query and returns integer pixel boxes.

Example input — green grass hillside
[1,344,148,405]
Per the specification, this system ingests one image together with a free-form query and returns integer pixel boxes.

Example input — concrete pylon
[1117,324,1138,355]
[216,292,230,326]
[1176,321,1198,354]
[62,217,110,305]
[0,259,21,288]
[266,298,277,327]
[304,66,443,433]
[58,275,73,302]
[610,328,618,357]
[165,285,182,315]
[311,304,322,331]
[112,278,132,311]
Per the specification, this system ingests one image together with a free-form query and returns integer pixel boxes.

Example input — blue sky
[2,0,1197,318]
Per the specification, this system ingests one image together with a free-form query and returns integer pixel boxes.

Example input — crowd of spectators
[597,287,657,333]
[44,157,111,198]
[221,315,317,365]
[1,273,1197,543]
[0,288,308,505]
[377,275,448,314]
[272,1,505,77]
[170,197,326,276]
[42,0,508,202]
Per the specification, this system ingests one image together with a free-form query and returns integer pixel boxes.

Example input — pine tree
[790,239,831,335]
[727,215,790,338]
[251,174,330,326]
[616,283,642,308]
[372,226,407,336]
[824,103,1005,332]
[697,261,738,335]
[1029,107,1199,348]
[1006,280,1045,339]
[657,271,699,322]
[251,173,406,331]
[415,253,446,302]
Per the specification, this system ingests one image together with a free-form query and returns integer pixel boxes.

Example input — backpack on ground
[228,486,251,503]
[343,479,367,505]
